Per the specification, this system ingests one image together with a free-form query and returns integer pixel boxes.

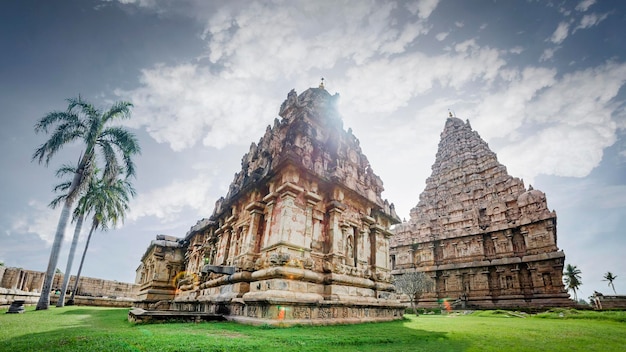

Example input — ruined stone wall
[0,266,46,292]
[52,274,137,298]
[0,266,137,299]
[593,295,626,310]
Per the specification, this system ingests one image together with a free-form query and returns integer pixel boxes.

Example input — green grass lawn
[0,306,624,352]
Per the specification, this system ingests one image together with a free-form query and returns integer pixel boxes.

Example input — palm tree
[563,264,582,301]
[67,175,135,305]
[603,272,618,295]
[32,97,140,310]
[48,164,89,307]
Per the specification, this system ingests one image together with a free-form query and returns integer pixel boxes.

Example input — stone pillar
[237,225,248,257]
[215,225,231,266]
[361,215,376,269]
[244,201,266,254]
[223,226,234,265]
[262,192,278,248]
[326,201,346,262]
[278,194,297,244]
[357,227,369,268]
[276,182,304,245]
[370,224,389,271]
[304,191,322,250]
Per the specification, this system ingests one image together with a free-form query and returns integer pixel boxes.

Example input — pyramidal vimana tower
[133,85,405,325]
[390,117,571,309]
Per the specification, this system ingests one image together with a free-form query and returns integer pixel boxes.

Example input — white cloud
[380,21,431,54]
[128,175,215,222]
[117,64,277,150]
[540,47,560,62]
[497,62,626,182]
[550,21,570,44]
[338,41,505,116]
[118,0,440,151]
[435,32,449,41]
[576,12,609,30]
[471,66,557,141]
[575,0,596,12]
[405,0,440,19]
[11,201,66,245]
[499,125,611,182]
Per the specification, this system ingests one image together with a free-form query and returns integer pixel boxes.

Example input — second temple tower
[390,117,572,309]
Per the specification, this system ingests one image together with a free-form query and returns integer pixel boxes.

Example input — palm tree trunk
[36,200,73,310]
[56,213,84,307]
[36,164,85,310]
[68,221,97,304]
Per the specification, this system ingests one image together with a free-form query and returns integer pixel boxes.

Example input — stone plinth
[6,300,25,314]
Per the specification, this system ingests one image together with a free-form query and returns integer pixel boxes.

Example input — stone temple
[390,117,571,309]
[133,86,405,324]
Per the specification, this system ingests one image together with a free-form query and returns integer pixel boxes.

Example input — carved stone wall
[390,117,572,309]
[135,87,405,324]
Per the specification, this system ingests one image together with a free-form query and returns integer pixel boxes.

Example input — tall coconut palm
[603,272,618,295]
[48,164,90,307]
[563,264,582,301]
[32,97,140,310]
[67,175,135,304]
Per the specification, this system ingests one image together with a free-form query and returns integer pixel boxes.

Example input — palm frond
[34,111,80,134]
[52,181,72,194]
[67,96,99,120]
[98,141,121,183]
[54,163,78,178]
[101,101,133,123]
[99,126,141,178]
[48,194,68,209]
[32,123,84,165]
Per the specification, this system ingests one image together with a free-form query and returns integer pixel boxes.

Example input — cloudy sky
[1,0,624,301]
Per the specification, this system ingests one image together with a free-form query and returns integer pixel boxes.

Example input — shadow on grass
[2,309,470,352]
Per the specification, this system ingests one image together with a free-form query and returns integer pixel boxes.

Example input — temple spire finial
[448,109,454,118]
[319,77,325,89]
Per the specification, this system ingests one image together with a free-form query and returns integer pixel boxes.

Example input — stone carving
[390,117,571,309]
[269,253,290,266]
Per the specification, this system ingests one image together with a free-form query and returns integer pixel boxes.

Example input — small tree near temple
[393,271,435,316]
[563,264,582,301]
[603,272,618,295]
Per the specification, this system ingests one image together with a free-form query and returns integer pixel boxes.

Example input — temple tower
[391,117,571,309]
[136,87,404,324]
